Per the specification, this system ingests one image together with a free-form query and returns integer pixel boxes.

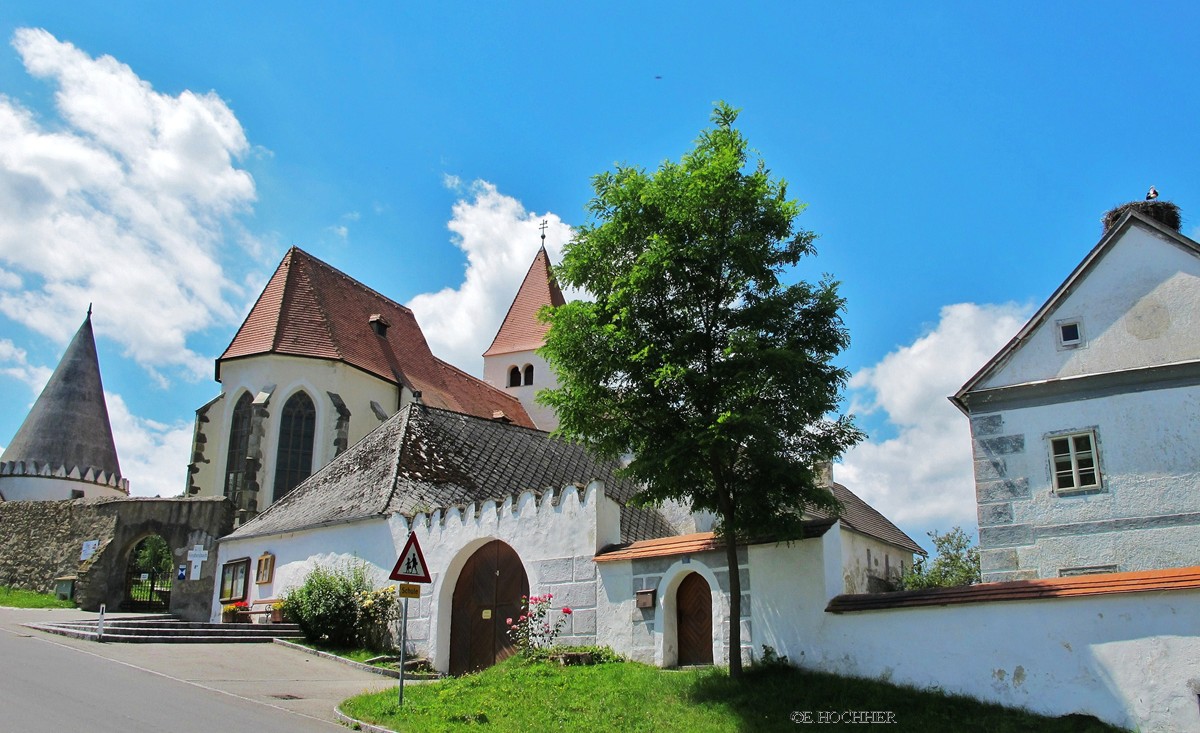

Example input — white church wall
[748,538,1200,731]
[196,355,402,507]
[213,481,612,672]
[483,347,558,432]
[972,383,1200,581]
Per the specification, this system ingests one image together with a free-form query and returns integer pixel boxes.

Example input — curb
[272,638,401,678]
[334,706,399,733]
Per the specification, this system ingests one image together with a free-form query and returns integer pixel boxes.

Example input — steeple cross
[539,219,548,245]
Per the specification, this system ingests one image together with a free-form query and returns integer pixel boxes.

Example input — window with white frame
[1056,319,1083,349]
[1050,431,1100,492]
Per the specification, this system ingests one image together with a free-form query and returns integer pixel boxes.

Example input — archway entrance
[123,535,173,611]
[449,540,529,675]
[676,572,713,666]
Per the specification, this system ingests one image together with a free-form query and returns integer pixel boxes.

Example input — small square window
[1056,319,1083,348]
[1050,431,1101,493]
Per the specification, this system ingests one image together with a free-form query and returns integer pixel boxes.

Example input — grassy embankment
[340,655,1124,733]
[0,585,75,609]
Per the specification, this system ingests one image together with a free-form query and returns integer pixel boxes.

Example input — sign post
[389,533,431,707]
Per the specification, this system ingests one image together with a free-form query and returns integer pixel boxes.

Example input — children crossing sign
[389,533,431,583]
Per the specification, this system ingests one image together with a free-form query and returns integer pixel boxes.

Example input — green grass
[0,585,75,609]
[340,656,1126,733]
[294,641,395,667]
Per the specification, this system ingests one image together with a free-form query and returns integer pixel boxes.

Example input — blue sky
[1,3,1197,549]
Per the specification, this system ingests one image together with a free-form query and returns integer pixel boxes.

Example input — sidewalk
[1,606,394,726]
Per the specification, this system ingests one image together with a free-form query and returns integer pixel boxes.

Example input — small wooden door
[449,540,529,675]
[676,572,713,666]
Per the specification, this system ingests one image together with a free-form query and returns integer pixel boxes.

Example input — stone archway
[449,540,529,675]
[676,572,713,666]
[122,534,173,611]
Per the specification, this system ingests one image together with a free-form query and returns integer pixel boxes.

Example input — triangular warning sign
[390,533,431,583]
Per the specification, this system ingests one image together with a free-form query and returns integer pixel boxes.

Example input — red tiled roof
[219,247,533,428]
[483,247,566,357]
[594,532,722,562]
[825,565,1200,613]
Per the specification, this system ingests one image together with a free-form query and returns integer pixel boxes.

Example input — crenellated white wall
[212,481,619,672]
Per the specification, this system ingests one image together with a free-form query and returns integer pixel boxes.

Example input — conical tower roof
[0,312,122,484]
[483,247,566,357]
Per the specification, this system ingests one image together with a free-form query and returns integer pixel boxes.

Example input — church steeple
[482,242,566,432]
[0,311,127,497]
[483,243,566,358]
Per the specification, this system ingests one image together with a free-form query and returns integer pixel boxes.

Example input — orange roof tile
[594,532,722,562]
[825,565,1200,613]
[483,247,566,357]
[220,247,533,428]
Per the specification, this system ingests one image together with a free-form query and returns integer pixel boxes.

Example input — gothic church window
[273,391,316,501]
[508,366,521,387]
[223,392,253,501]
[523,364,534,386]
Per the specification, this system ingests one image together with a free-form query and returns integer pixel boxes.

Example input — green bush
[281,562,373,647]
[900,527,981,590]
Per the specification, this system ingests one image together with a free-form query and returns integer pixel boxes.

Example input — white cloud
[837,302,1032,542]
[0,28,258,381]
[407,180,574,374]
[328,224,349,240]
[105,391,193,497]
[0,338,51,392]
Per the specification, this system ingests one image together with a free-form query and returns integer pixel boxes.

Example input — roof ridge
[953,212,1200,406]
[288,245,417,317]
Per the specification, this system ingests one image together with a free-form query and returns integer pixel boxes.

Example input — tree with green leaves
[900,527,981,590]
[134,535,172,575]
[539,103,863,677]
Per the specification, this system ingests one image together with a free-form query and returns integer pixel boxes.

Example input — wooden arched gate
[449,540,530,675]
[676,572,713,666]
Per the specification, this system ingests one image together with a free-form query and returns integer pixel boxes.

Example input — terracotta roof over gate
[483,247,566,357]
[826,565,1200,613]
[219,247,532,427]
[594,482,923,561]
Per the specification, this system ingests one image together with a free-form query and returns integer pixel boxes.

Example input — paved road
[0,607,394,732]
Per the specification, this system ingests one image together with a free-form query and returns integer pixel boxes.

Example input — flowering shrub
[506,593,572,655]
[281,561,399,649]
[357,586,399,650]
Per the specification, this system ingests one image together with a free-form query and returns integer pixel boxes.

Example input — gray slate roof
[226,404,675,543]
[820,482,925,555]
[0,314,122,484]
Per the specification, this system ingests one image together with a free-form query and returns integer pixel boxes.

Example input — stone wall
[0,496,232,620]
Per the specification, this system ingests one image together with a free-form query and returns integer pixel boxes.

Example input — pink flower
[563,607,573,615]
[519,615,526,621]
[506,618,513,625]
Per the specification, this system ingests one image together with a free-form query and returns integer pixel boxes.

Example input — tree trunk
[720,498,743,678]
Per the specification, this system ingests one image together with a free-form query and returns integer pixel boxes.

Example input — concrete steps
[25,615,306,643]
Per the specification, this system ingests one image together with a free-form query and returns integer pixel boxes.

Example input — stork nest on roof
[1102,199,1182,234]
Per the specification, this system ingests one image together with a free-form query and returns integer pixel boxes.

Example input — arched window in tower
[273,391,316,501]
[523,364,534,386]
[508,366,521,388]
[223,392,253,501]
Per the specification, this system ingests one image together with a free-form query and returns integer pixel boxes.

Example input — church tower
[0,311,128,500]
[483,245,566,432]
